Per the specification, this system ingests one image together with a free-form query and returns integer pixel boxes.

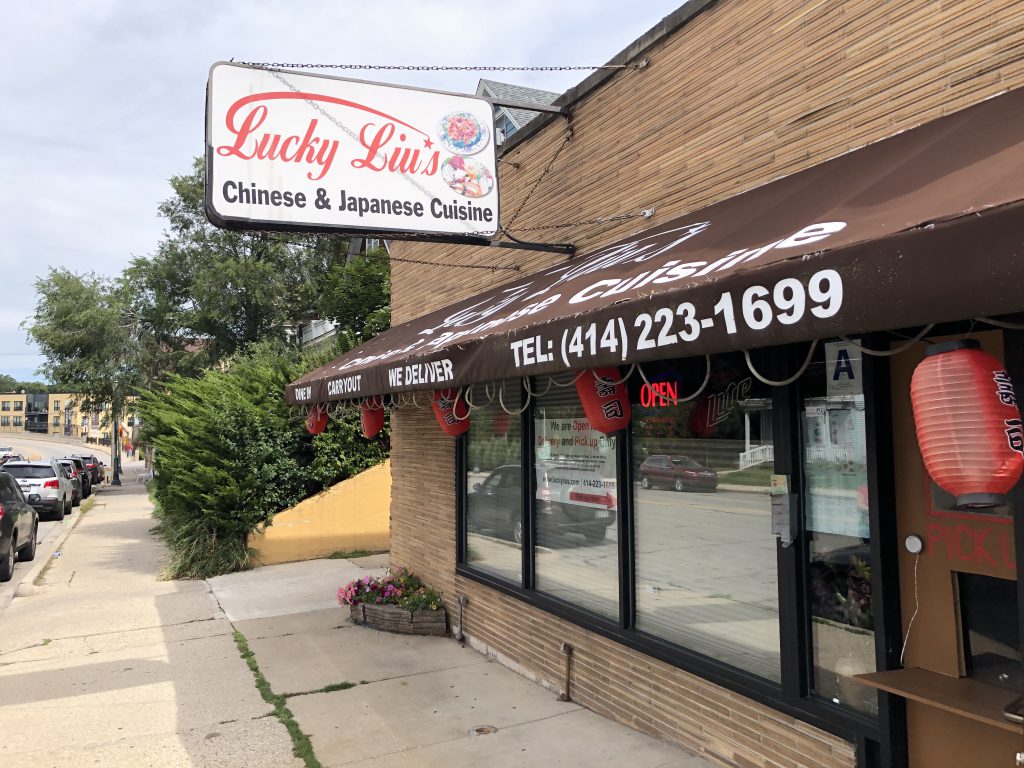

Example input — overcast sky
[0,1,682,381]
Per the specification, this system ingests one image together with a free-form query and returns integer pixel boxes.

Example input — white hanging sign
[205,62,499,237]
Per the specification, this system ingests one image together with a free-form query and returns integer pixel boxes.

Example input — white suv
[3,461,73,520]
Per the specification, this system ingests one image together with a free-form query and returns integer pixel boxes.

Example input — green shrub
[140,342,389,579]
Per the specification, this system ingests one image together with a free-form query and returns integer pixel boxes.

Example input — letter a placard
[825,340,862,398]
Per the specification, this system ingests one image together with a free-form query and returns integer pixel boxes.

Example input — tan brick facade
[387,1,1024,766]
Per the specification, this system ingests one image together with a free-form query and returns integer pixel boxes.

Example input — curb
[0,497,95,616]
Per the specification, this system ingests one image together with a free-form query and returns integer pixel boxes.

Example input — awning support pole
[491,231,576,256]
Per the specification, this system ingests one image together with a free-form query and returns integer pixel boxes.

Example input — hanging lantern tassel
[910,339,1024,509]
[432,389,471,436]
[576,368,632,435]
[305,404,329,435]
[360,400,386,439]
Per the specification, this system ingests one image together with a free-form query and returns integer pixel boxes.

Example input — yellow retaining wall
[250,461,391,566]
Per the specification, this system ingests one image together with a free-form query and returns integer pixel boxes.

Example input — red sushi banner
[206,62,499,238]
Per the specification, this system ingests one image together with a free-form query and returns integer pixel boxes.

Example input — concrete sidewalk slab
[209,559,387,621]
[8,717,301,768]
[287,661,580,766]
[234,605,346,640]
[337,709,710,768]
[247,612,486,694]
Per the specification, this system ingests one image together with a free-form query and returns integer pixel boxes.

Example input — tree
[124,157,325,363]
[24,269,138,479]
[317,246,391,351]
[139,342,389,578]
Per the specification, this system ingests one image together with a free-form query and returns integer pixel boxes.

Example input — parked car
[537,463,617,543]
[0,470,38,581]
[71,454,104,485]
[467,463,617,545]
[638,454,719,492]
[2,461,73,520]
[61,456,92,498]
[57,460,82,507]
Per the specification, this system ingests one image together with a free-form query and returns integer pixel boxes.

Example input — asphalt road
[0,435,113,598]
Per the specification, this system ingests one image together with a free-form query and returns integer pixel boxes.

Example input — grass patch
[718,465,773,487]
[232,630,323,768]
[326,549,385,560]
[285,681,355,698]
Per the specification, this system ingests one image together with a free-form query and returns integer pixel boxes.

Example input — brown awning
[287,87,1024,405]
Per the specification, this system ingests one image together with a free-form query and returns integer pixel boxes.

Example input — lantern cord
[523,376,553,398]
[549,370,587,387]
[975,316,1024,330]
[451,388,472,421]
[464,382,495,409]
[498,381,532,415]
[839,324,935,356]
[593,364,636,387]
[900,553,921,667]
[637,356,712,404]
[744,341,818,387]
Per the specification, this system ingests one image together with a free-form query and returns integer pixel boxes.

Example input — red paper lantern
[305,405,328,435]
[910,339,1024,509]
[493,410,511,435]
[576,368,631,435]
[360,401,385,439]
[432,389,471,436]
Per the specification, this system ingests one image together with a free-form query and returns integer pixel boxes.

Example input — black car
[58,460,83,507]
[72,454,104,485]
[0,470,38,582]
[467,463,617,545]
[61,456,92,498]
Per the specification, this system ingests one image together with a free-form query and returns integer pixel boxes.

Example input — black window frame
[455,339,903,763]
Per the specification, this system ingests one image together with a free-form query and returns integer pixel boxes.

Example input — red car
[638,455,718,492]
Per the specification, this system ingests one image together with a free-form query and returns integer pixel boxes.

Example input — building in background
[475,79,559,145]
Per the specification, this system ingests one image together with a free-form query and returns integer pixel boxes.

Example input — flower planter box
[349,603,447,636]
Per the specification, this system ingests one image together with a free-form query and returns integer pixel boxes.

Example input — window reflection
[631,354,781,682]
[804,341,877,715]
[533,387,619,620]
[465,381,523,583]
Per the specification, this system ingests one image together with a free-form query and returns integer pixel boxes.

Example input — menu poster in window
[535,416,617,503]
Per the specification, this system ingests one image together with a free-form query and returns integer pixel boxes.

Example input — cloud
[1,0,681,381]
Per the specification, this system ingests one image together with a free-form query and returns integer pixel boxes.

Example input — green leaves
[141,342,388,579]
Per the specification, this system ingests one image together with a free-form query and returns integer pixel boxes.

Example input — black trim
[616,426,634,630]
[861,339,908,768]
[775,344,805,703]
[1002,328,1024,671]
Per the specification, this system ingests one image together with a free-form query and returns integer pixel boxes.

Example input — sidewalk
[0,464,712,767]
[0,463,297,767]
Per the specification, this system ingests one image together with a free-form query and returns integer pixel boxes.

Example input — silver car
[2,461,73,520]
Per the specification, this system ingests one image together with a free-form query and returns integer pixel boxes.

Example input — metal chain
[504,132,572,228]
[239,62,634,72]
[505,212,642,233]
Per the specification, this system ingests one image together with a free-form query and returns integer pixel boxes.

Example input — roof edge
[500,0,719,154]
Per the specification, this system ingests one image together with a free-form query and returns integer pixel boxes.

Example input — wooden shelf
[856,668,1023,734]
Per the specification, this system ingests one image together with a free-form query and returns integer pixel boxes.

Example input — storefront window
[631,354,781,682]
[533,386,619,620]
[803,341,877,714]
[464,381,523,583]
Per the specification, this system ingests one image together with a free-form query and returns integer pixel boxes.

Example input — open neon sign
[640,381,679,408]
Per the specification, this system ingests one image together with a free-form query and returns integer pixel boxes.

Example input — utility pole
[111,392,122,486]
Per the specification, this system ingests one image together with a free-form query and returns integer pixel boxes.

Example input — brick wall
[388,1,1024,766]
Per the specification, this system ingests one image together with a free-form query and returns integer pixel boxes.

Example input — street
[0,435,113,606]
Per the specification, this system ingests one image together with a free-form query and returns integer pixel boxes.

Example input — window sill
[856,667,1021,733]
